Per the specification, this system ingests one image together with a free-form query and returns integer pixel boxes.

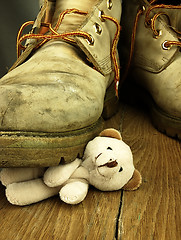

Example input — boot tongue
[52,0,98,33]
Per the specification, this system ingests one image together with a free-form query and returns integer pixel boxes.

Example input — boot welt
[0,118,103,167]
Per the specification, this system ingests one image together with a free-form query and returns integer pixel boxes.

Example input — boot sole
[0,85,119,167]
[120,81,181,140]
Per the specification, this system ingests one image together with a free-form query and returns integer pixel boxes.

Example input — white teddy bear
[0,128,142,205]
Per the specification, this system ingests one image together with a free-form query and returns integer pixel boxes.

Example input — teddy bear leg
[60,179,89,205]
[0,168,45,186]
[6,178,60,206]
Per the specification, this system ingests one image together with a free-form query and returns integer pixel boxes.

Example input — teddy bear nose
[107,160,118,168]
[99,160,118,168]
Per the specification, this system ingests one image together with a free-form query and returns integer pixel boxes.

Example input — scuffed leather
[0,0,121,132]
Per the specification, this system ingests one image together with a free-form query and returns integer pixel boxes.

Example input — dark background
[0,1,39,78]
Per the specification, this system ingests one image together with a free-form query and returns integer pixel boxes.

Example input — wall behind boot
[0,0,39,78]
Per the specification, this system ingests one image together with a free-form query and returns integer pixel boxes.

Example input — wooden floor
[0,102,180,240]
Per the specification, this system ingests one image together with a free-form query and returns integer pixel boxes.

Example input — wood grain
[119,104,181,240]
[0,187,123,240]
[0,103,180,239]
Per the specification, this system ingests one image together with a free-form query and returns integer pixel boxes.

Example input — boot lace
[123,0,181,82]
[16,8,121,97]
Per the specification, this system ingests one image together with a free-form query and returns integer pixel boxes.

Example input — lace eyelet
[153,29,162,39]
[94,23,102,35]
[139,5,146,16]
[145,19,151,28]
[99,10,105,22]
[162,41,171,50]
[107,0,113,10]
[142,6,146,11]
[86,35,94,46]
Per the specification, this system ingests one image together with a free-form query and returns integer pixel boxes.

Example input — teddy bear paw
[59,180,88,205]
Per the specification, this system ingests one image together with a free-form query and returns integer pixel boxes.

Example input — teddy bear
[0,128,142,205]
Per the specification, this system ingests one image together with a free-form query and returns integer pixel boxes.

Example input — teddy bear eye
[119,167,123,172]
[107,147,112,150]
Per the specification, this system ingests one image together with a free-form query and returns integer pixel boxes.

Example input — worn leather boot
[119,0,181,139]
[0,0,121,167]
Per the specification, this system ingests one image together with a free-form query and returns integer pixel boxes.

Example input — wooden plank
[0,104,124,240]
[0,186,123,240]
[119,104,181,239]
[1,103,180,239]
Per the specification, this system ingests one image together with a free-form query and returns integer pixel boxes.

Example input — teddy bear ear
[122,169,142,191]
[99,128,122,140]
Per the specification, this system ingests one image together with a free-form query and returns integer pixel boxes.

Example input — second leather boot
[119,0,181,139]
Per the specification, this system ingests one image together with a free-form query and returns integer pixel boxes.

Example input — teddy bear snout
[95,151,119,169]
[96,159,119,178]
[99,160,118,168]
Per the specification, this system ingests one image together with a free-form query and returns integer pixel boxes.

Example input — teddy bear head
[82,128,141,191]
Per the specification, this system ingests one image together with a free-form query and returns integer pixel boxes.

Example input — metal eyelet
[153,29,162,39]
[32,27,39,34]
[107,0,113,10]
[86,35,94,46]
[99,10,105,22]
[141,5,146,12]
[162,41,171,50]
[94,23,102,35]
[145,19,151,28]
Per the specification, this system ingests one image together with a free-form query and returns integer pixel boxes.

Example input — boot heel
[102,83,119,120]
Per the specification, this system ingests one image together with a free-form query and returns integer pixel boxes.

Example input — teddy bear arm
[59,178,89,205]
